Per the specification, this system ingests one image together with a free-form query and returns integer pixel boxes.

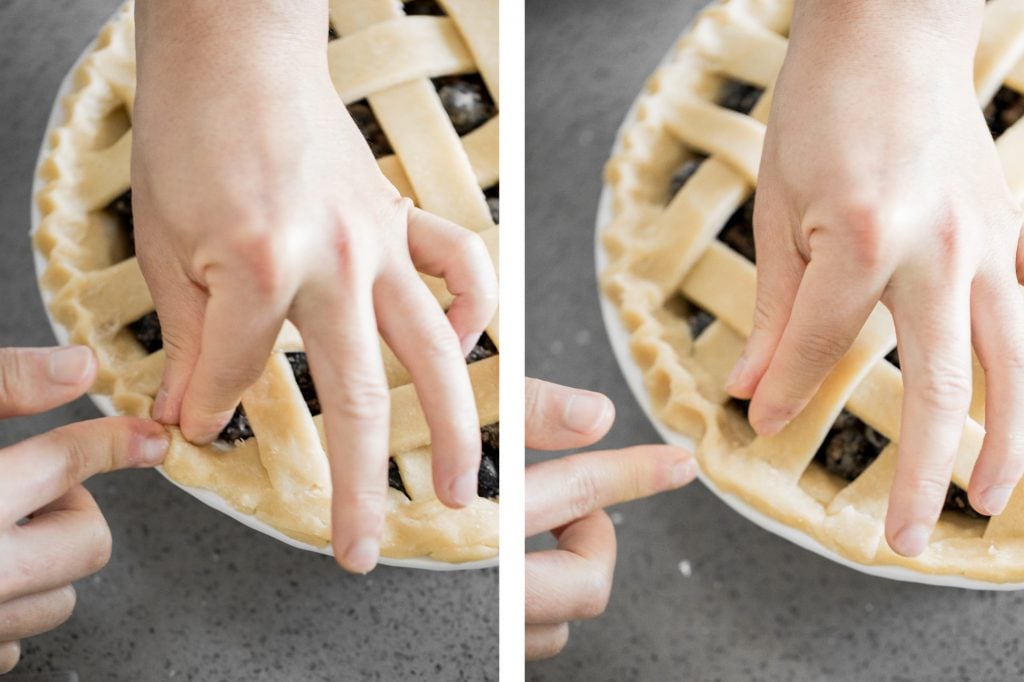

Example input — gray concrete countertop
[526,1,1024,680]
[0,2,496,680]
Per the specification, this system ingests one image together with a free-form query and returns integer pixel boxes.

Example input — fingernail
[47,346,94,385]
[725,353,747,391]
[460,334,480,358]
[892,523,931,557]
[151,388,168,422]
[980,485,1014,516]
[753,415,789,436]
[138,432,170,465]
[449,470,479,507]
[344,538,380,574]
[669,458,699,488]
[563,393,610,434]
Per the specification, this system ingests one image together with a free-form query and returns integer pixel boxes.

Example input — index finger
[0,417,169,528]
[525,444,695,537]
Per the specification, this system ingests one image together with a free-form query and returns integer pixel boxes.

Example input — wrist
[790,0,984,76]
[135,0,329,84]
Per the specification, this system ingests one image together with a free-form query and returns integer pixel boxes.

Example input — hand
[524,379,696,660]
[0,346,168,674]
[727,1,1024,556]
[133,1,497,573]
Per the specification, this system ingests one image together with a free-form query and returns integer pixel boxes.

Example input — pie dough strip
[689,5,787,88]
[312,354,499,455]
[439,0,500,106]
[975,0,1024,104]
[327,17,475,104]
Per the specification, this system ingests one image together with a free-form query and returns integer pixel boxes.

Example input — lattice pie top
[602,0,1024,581]
[34,0,499,563]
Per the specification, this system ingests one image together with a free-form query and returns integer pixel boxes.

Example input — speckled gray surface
[0,2,496,680]
[525,1,1024,680]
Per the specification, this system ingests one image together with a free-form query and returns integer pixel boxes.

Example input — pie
[601,0,1024,581]
[33,0,499,564]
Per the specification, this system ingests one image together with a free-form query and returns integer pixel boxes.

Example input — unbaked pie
[34,0,499,563]
[601,0,1024,581]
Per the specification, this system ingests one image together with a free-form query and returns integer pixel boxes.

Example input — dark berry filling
[105,189,136,256]
[668,154,707,199]
[984,86,1024,138]
[720,196,757,263]
[328,24,339,41]
[664,291,715,338]
[478,423,499,498]
[467,332,498,363]
[484,184,499,224]
[404,0,446,16]
[813,410,985,519]
[127,311,499,497]
[718,81,764,115]
[886,348,901,369]
[433,74,496,136]
[128,311,162,354]
[346,100,394,158]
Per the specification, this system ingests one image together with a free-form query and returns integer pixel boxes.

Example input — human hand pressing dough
[727,1,1024,556]
[133,1,497,573]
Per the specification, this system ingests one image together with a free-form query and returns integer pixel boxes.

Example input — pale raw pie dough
[34,0,499,563]
[602,0,1024,581]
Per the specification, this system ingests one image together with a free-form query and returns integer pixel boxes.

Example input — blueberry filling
[346,100,394,158]
[718,81,764,115]
[984,86,1024,138]
[813,410,984,518]
[404,0,446,16]
[664,291,714,338]
[720,196,757,263]
[668,154,707,199]
[484,184,499,224]
[128,310,162,354]
[127,311,499,498]
[105,189,136,256]
[433,74,496,136]
[328,24,339,41]
[466,332,498,363]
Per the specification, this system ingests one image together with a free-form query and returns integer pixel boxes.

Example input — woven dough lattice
[34,0,499,563]
[602,0,1024,581]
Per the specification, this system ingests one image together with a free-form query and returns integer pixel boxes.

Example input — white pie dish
[594,56,1024,591]
[28,10,497,572]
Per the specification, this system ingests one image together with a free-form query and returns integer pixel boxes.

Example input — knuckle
[453,230,490,266]
[0,349,31,414]
[903,472,952,505]
[232,234,290,299]
[793,327,849,372]
[332,377,390,424]
[917,371,972,416]
[415,318,461,364]
[830,203,892,270]
[336,487,387,514]
[565,467,601,521]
